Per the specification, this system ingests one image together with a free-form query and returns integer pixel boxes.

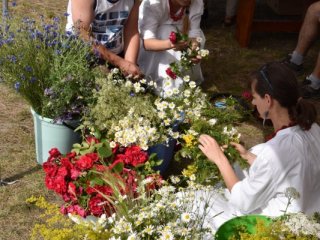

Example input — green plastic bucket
[215,215,272,240]
[31,109,81,164]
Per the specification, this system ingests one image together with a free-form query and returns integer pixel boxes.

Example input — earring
[262,111,269,127]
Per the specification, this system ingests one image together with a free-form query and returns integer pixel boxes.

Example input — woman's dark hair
[250,62,317,130]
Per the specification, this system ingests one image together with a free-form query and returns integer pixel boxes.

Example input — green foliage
[86,72,158,131]
[175,95,250,185]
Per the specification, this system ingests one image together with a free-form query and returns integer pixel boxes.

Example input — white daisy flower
[181,212,192,223]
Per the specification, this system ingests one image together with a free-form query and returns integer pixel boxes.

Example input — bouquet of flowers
[81,68,169,150]
[173,93,251,185]
[0,14,97,121]
[167,30,209,79]
[43,135,161,217]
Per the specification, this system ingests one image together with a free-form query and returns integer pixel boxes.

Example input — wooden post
[235,0,256,48]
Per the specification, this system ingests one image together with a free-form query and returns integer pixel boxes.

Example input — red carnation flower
[86,136,100,144]
[166,67,177,79]
[124,146,148,167]
[88,196,108,216]
[49,148,61,158]
[169,31,177,44]
[241,90,253,101]
[85,152,99,162]
[75,155,94,170]
[52,175,68,194]
[43,162,58,177]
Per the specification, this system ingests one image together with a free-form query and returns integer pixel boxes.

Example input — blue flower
[64,12,70,17]
[30,76,37,83]
[14,82,21,91]
[25,66,32,72]
[12,1,17,7]
[53,17,60,23]
[8,55,17,63]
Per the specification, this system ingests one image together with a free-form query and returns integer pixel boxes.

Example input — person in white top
[66,0,142,77]
[198,62,320,230]
[138,0,205,95]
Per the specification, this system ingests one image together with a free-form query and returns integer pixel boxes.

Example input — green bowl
[215,215,272,240]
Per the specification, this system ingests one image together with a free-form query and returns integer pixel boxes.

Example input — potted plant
[0,14,98,163]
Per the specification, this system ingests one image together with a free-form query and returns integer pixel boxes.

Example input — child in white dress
[138,0,205,95]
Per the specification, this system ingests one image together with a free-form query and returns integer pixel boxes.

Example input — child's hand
[171,40,188,51]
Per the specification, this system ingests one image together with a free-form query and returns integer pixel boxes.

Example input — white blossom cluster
[109,108,161,150]
[222,126,241,141]
[72,177,216,239]
[155,75,209,141]
[283,212,320,238]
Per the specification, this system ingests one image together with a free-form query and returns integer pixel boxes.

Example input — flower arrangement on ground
[43,136,161,217]
[28,174,219,239]
[0,14,97,121]
[81,68,167,150]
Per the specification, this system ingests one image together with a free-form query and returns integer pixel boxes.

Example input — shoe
[301,77,320,99]
[281,54,303,76]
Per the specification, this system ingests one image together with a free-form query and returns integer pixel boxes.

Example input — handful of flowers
[169,30,188,45]
[166,31,209,79]
[43,136,161,217]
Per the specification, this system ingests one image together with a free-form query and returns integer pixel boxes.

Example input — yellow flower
[182,164,197,178]
[182,134,196,147]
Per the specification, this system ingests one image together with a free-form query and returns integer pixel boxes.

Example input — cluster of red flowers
[166,67,177,79]
[43,137,158,217]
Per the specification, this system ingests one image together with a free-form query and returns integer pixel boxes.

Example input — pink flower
[166,67,177,79]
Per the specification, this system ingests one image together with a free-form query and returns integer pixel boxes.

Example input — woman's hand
[199,134,240,191]
[118,59,143,78]
[198,134,227,166]
[230,142,256,165]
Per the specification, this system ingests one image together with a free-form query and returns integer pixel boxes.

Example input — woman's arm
[71,0,142,76]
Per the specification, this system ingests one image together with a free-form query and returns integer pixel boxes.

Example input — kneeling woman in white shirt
[198,62,320,230]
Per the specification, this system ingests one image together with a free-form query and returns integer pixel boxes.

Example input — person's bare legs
[288,2,320,69]
[294,2,320,56]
